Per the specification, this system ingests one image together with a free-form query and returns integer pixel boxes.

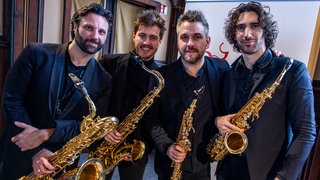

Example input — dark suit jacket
[99,53,159,164]
[221,54,316,180]
[0,42,112,179]
[145,56,229,174]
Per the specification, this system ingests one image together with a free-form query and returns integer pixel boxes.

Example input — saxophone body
[19,73,119,180]
[206,59,293,161]
[171,86,204,180]
[87,52,165,174]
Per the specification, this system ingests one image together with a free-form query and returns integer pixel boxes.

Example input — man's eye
[251,23,261,29]
[236,25,245,31]
[180,35,188,40]
[99,30,106,35]
[85,26,93,30]
[195,35,202,39]
[150,35,158,41]
[139,34,145,38]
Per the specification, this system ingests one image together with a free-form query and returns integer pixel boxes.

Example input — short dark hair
[177,10,209,37]
[224,1,278,52]
[71,3,112,39]
[133,10,166,40]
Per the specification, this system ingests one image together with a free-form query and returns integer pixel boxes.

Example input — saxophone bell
[59,158,106,180]
[130,140,146,161]
[224,130,248,154]
[207,59,293,161]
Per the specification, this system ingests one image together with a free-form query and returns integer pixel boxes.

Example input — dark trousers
[105,160,147,180]
[155,165,210,180]
[216,155,250,180]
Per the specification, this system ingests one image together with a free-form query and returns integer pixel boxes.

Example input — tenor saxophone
[206,59,293,161]
[86,52,165,174]
[171,86,205,180]
[19,73,118,180]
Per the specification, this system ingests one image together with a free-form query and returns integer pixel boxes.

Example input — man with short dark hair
[0,3,113,179]
[99,9,166,180]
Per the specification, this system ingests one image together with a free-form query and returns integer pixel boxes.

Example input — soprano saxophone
[87,52,165,174]
[171,86,205,180]
[19,73,118,180]
[206,59,293,161]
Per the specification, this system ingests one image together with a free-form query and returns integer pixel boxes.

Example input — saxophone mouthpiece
[285,59,293,70]
[68,73,88,97]
[194,86,205,98]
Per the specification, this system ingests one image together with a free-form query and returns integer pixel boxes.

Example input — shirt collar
[235,48,273,71]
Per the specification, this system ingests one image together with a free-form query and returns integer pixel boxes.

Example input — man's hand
[167,144,188,163]
[215,114,241,135]
[32,148,55,176]
[273,49,284,57]
[11,121,55,151]
[104,129,122,144]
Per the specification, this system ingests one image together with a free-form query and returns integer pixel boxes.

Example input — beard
[179,47,205,64]
[238,37,264,55]
[74,30,102,54]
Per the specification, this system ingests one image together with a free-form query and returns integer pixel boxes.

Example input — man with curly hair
[215,1,316,180]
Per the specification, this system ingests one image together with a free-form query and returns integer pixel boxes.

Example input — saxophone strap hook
[194,86,205,98]
[129,51,144,66]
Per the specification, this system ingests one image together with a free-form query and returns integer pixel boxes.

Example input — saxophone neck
[129,51,164,91]
[68,73,96,119]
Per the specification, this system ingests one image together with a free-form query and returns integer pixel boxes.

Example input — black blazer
[100,53,159,119]
[1,42,112,179]
[99,53,159,157]
[145,56,229,173]
[221,55,316,180]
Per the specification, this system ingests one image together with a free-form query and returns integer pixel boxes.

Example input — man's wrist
[41,128,55,141]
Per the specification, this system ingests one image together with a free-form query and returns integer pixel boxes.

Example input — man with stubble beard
[99,10,166,180]
[144,10,229,180]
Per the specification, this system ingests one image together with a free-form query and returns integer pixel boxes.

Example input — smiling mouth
[141,46,151,51]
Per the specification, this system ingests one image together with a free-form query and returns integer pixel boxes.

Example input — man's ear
[206,36,211,49]
[132,32,136,41]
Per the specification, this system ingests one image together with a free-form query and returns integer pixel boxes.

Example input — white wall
[43,0,63,43]
[185,1,320,66]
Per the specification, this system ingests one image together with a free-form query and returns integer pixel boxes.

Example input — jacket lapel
[171,59,189,109]
[49,43,68,118]
[114,54,130,115]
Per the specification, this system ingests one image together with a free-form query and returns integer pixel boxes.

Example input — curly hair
[70,3,112,39]
[133,10,167,40]
[224,1,278,52]
[177,10,209,37]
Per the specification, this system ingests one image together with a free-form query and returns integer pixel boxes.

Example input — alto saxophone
[19,73,118,180]
[206,59,293,161]
[87,52,165,174]
[171,86,205,180]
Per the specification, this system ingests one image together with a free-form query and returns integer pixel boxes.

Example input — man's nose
[243,27,253,38]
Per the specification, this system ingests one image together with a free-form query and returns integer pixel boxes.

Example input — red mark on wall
[206,42,229,60]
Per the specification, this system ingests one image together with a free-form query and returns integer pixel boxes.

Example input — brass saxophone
[206,59,293,161]
[171,86,205,180]
[87,52,165,174]
[19,73,119,180]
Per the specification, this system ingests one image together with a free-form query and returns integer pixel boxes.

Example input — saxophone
[86,52,165,174]
[19,73,119,180]
[206,59,293,161]
[171,86,205,180]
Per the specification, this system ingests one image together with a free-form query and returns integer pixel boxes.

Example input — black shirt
[233,49,273,113]
[179,61,213,172]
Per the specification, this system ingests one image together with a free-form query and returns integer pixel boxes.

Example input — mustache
[141,45,152,49]
[85,39,99,44]
[185,47,198,52]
